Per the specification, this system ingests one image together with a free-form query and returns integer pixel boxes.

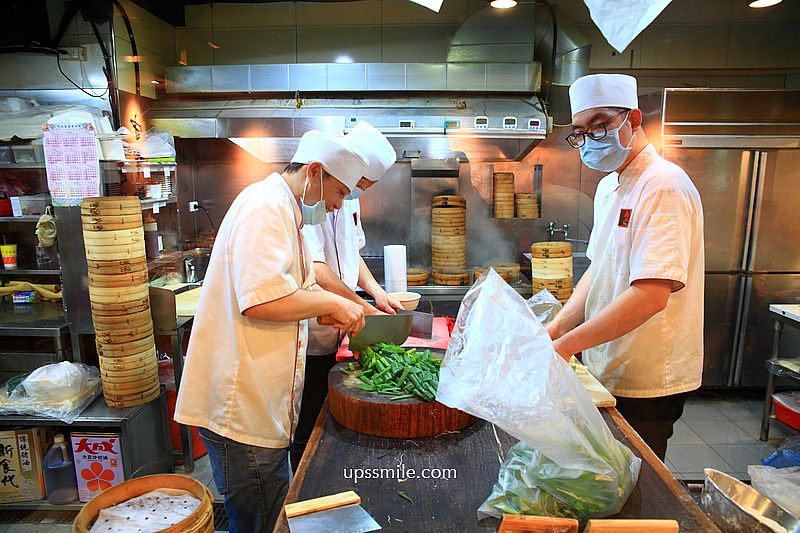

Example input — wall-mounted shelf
[0,163,46,169]
[0,269,60,275]
[0,216,41,222]
[141,197,177,211]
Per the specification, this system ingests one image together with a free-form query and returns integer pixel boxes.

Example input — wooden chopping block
[583,519,679,533]
[498,515,579,533]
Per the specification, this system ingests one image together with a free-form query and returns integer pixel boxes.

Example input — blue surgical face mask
[301,168,326,226]
[344,187,364,201]
[579,115,632,173]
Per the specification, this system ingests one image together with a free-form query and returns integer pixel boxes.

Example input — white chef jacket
[583,144,705,398]
[301,199,366,355]
[174,173,315,448]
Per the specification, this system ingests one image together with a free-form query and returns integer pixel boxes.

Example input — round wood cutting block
[328,361,476,439]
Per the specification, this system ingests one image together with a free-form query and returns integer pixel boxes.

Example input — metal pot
[184,248,211,283]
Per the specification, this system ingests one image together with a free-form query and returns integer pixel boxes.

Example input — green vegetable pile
[340,342,441,402]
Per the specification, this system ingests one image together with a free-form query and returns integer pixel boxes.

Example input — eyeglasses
[565,110,629,148]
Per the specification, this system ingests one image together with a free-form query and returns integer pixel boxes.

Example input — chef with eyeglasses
[291,121,401,470]
[175,130,368,532]
[545,74,705,461]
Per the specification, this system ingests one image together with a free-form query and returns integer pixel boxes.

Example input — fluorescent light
[490,0,517,8]
[150,80,160,85]
[749,0,781,6]
[408,0,444,12]
[207,41,221,49]
[335,55,354,64]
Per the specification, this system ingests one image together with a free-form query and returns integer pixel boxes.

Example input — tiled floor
[665,392,791,482]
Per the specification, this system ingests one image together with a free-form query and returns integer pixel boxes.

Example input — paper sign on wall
[43,123,101,206]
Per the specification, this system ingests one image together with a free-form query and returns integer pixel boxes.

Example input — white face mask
[344,187,364,201]
[300,168,326,225]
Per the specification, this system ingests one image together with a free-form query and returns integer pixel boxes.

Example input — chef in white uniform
[175,131,368,533]
[291,121,400,469]
[545,74,705,461]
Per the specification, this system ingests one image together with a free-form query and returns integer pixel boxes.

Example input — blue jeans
[198,427,290,533]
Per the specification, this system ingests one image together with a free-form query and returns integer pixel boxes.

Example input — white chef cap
[569,74,638,117]
[291,130,368,192]
[343,121,397,182]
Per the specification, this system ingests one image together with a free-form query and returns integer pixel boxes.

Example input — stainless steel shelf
[141,196,177,210]
[0,163,46,169]
[409,282,532,300]
[0,301,69,337]
[0,269,61,275]
[0,215,41,222]
[0,500,84,511]
[0,395,153,427]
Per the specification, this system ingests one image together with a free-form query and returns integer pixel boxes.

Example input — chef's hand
[362,301,383,316]
[545,320,565,342]
[328,299,366,335]
[372,289,403,314]
[552,337,573,362]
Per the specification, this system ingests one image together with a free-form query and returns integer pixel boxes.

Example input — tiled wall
[174,0,800,72]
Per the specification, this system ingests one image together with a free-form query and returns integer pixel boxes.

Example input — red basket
[773,392,800,431]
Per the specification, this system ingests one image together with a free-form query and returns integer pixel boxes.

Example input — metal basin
[701,468,800,533]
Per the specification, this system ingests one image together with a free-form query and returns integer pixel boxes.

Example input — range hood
[147,95,548,161]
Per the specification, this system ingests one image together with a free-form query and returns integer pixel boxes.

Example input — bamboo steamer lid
[432,271,470,285]
[531,242,572,259]
[515,192,536,199]
[82,197,141,209]
[81,206,142,217]
[431,195,466,209]
[406,268,429,284]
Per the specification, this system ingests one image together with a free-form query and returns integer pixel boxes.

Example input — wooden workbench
[274,405,720,532]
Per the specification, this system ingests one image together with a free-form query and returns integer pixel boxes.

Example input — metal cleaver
[349,314,413,352]
[397,309,434,339]
[286,491,381,533]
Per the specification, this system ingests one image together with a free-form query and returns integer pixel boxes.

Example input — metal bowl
[701,468,800,533]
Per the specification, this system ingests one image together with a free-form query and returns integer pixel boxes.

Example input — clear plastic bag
[527,288,563,325]
[748,465,800,517]
[0,362,101,423]
[137,128,176,159]
[437,269,641,521]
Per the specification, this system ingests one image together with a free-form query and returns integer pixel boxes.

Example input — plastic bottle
[43,434,78,504]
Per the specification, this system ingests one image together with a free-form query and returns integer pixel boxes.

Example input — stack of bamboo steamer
[493,172,515,218]
[431,195,468,284]
[530,242,573,303]
[515,193,540,219]
[81,197,159,409]
[407,268,430,287]
[473,263,521,285]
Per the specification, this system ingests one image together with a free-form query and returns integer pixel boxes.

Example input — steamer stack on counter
[530,242,573,303]
[431,195,468,285]
[81,197,159,408]
[493,172,515,218]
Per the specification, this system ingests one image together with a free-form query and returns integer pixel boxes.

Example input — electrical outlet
[60,47,86,61]
[188,201,199,212]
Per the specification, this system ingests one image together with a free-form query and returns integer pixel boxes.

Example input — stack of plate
[406,268,430,287]
[81,197,159,409]
[431,195,467,282]
[493,172,515,218]
[530,242,573,303]
[515,193,540,219]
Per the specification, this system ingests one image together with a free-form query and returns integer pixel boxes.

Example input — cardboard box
[0,427,54,503]
[70,433,125,502]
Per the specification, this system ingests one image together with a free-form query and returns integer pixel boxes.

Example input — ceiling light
[490,0,517,8]
[335,55,354,64]
[408,0,444,12]
[150,80,160,85]
[749,0,782,7]
[207,41,221,49]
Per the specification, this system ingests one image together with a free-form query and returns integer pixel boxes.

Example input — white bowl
[389,291,421,310]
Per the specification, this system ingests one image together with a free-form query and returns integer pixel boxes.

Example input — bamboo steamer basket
[432,271,470,285]
[86,262,148,276]
[492,263,521,283]
[432,265,467,275]
[98,346,157,366]
[84,247,146,262]
[104,386,161,408]
[82,213,144,225]
[103,380,160,402]
[531,241,573,300]
[473,266,510,283]
[81,206,142,217]
[88,271,149,288]
[81,197,141,209]
[96,336,156,357]
[72,474,214,533]
[92,308,152,328]
[88,282,150,296]
[101,372,159,393]
[89,289,151,305]
[91,297,150,315]
[406,268,429,286]
[95,326,154,345]
[98,355,157,373]
[431,226,465,236]
[82,226,144,241]
[431,195,466,209]
[101,359,158,381]
[531,242,572,259]
[82,220,144,232]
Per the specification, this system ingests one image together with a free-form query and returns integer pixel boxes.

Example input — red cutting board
[336,316,451,361]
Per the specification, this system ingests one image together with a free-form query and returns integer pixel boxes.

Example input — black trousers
[290,352,338,472]
[615,392,690,461]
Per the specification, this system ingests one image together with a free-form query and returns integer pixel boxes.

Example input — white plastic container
[43,434,78,504]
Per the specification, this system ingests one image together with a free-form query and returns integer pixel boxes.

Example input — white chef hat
[291,130,368,192]
[569,74,638,117]
[343,121,397,182]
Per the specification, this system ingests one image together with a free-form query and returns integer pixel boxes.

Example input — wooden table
[274,405,720,533]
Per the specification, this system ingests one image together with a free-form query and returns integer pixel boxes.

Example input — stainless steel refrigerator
[643,89,800,387]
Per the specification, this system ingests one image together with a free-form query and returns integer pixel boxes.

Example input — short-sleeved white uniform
[584,144,705,398]
[301,198,366,355]
[175,173,315,448]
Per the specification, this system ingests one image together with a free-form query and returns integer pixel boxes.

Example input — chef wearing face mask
[175,130,367,533]
[291,121,400,470]
[545,74,705,461]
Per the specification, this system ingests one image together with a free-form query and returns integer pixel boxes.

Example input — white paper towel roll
[384,245,407,293]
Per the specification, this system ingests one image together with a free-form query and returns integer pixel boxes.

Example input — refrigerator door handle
[731,275,753,387]
[743,151,768,272]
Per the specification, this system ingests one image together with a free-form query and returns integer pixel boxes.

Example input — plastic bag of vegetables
[436,268,641,521]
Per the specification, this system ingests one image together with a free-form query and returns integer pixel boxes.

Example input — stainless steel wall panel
[168,66,213,93]
[486,63,539,92]
[406,64,447,91]
[446,64,486,91]
[327,64,367,91]
[250,65,290,92]
[289,64,327,91]
[212,65,251,92]
[366,64,406,91]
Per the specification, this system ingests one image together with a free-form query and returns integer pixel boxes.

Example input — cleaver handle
[285,490,361,518]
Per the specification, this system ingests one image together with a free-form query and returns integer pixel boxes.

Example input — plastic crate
[773,392,800,431]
